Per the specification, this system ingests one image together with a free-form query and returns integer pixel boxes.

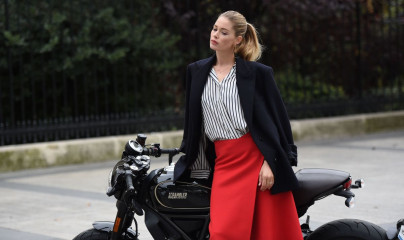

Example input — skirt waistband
[214,132,252,147]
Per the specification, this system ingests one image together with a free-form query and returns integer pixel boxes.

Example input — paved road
[0,130,403,240]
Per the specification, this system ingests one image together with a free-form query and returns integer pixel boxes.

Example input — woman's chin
[211,42,223,50]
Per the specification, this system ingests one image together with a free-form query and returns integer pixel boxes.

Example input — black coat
[174,55,299,194]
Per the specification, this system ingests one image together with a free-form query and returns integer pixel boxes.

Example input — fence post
[0,0,7,129]
[355,0,363,98]
[4,0,16,130]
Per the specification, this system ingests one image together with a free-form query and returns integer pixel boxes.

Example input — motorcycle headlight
[107,160,126,189]
[108,168,113,188]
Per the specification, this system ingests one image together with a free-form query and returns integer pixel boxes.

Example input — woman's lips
[211,40,218,45]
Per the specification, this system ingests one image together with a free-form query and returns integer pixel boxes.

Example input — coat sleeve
[179,64,193,153]
[264,67,298,166]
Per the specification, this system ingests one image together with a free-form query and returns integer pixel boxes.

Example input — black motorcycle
[73,134,404,240]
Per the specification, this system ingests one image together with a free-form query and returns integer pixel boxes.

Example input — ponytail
[235,23,262,61]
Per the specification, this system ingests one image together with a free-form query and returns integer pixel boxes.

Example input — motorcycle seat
[293,168,350,208]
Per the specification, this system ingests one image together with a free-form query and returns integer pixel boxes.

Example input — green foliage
[365,76,404,97]
[275,70,347,104]
[3,30,26,47]
[0,0,183,122]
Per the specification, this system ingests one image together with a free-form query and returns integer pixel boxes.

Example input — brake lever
[106,186,117,196]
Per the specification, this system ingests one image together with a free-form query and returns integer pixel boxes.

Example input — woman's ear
[235,35,243,45]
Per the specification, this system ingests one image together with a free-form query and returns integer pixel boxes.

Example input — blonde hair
[219,11,262,61]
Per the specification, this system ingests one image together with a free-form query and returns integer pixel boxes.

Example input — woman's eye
[213,28,217,31]
[222,32,228,35]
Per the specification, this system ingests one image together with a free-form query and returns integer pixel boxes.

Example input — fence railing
[0,112,184,146]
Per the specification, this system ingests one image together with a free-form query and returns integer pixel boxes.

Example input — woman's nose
[213,31,218,38]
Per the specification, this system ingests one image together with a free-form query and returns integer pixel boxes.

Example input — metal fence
[1,0,403,146]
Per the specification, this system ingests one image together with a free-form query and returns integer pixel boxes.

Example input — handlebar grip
[160,148,180,155]
[142,148,154,156]
[125,173,134,190]
[141,147,179,156]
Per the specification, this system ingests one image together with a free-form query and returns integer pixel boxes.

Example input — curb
[291,110,404,141]
[1,110,404,172]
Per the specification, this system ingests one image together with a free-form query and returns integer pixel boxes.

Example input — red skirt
[209,133,303,240]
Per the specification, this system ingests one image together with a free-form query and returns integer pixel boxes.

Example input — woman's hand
[258,160,274,191]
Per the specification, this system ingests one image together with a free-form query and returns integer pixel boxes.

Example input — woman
[174,10,303,240]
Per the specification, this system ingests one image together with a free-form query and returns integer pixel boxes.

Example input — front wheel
[73,229,109,240]
[307,219,388,240]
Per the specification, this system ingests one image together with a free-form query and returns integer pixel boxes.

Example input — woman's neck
[215,51,235,66]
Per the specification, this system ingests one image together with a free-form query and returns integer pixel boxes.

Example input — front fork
[110,200,137,240]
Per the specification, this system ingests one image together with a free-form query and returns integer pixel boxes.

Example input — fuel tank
[146,165,211,213]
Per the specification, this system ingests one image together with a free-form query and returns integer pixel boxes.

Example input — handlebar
[141,144,180,165]
[160,148,180,154]
[141,145,180,156]
[130,135,180,165]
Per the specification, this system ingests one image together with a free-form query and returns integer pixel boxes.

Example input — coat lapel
[189,55,215,113]
[188,55,216,140]
[191,55,216,101]
[236,57,255,128]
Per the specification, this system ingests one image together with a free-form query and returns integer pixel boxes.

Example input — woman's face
[210,16,242,53]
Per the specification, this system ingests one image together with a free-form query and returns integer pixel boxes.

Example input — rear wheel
[73,229,109,240]
[307,219,388,240]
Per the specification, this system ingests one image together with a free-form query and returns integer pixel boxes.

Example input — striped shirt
[202,64,248,141]
[190,64,248,178]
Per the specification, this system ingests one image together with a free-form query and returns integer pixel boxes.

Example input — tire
[72,229,109,240]
[307,219,388,240]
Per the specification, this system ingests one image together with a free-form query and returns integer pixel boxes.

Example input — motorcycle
[73,134,404,240]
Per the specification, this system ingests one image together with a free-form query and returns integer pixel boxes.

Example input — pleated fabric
[209,133,303,240]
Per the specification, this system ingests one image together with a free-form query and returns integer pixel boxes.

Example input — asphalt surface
[0,130,403,240]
